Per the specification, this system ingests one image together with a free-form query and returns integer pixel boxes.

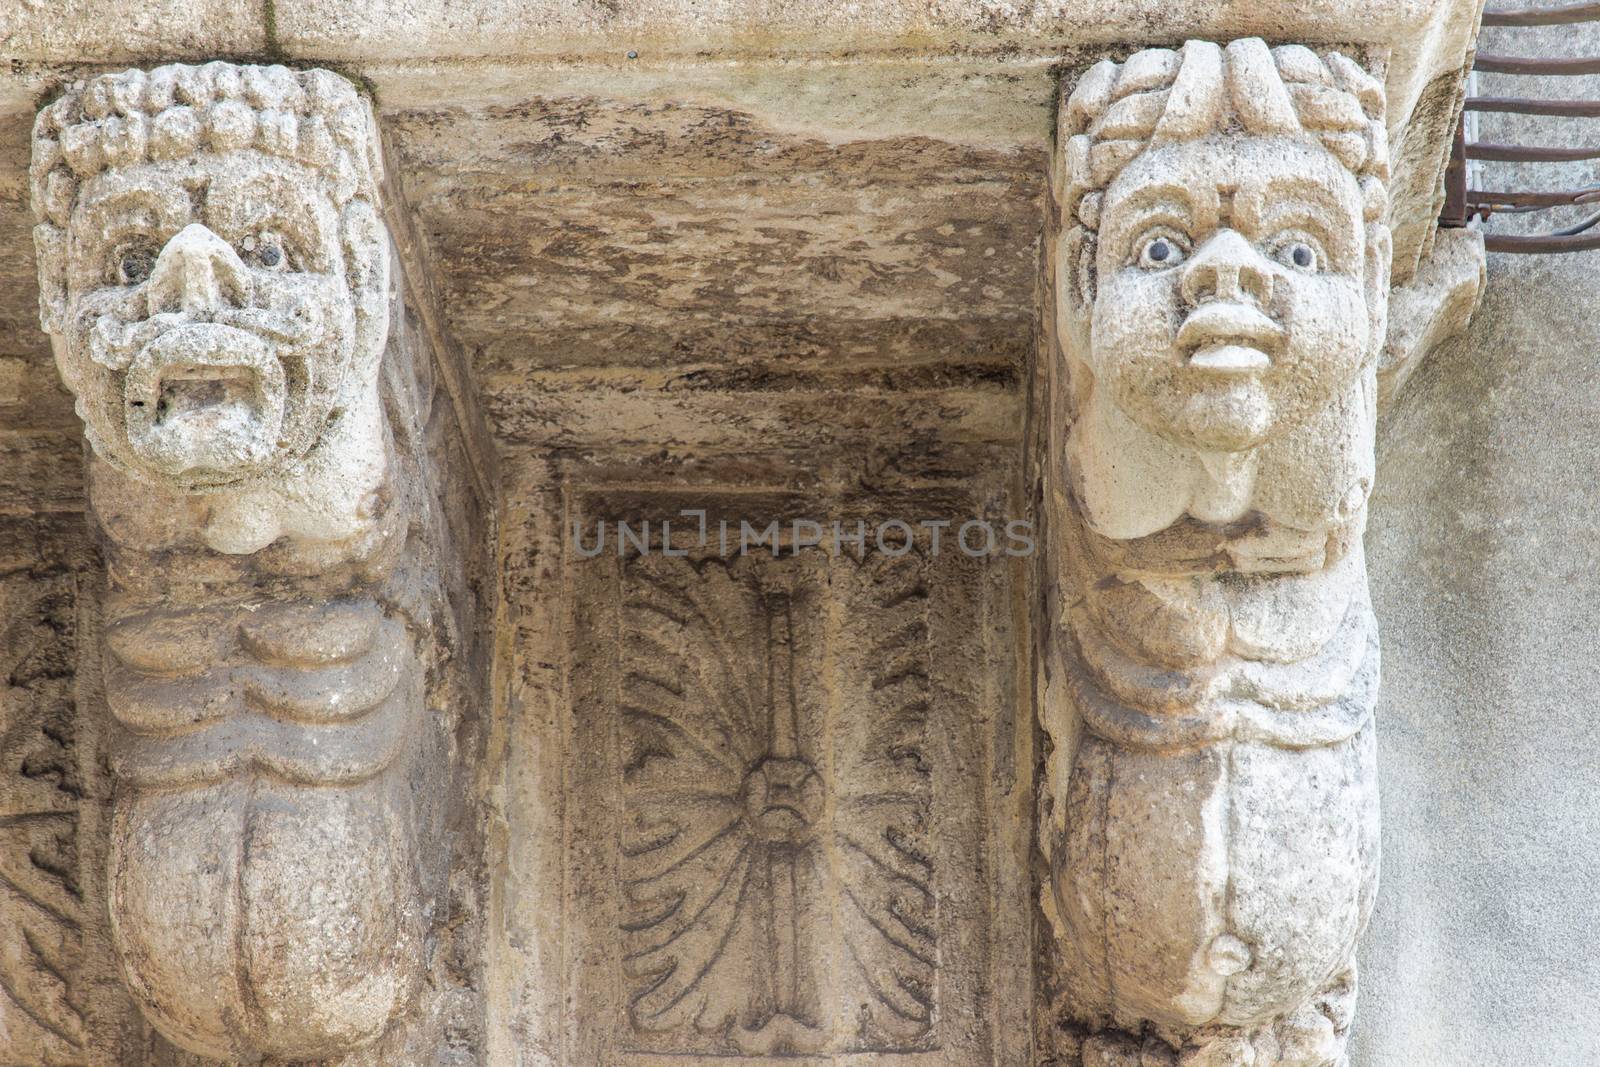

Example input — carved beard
[75,286,352,489]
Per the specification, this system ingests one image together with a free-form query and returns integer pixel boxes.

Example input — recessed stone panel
[560,493,1021,1064]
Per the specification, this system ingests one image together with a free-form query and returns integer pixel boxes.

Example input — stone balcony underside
[2,0,1475,504]
[0,4,1483,1065]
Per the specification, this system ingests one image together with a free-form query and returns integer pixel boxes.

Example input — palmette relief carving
[616,554,937,1056]
[1038,39,1476,1067]
[30,63,449,1062]
[561,529,1024,1065]
[0,564,88,1064]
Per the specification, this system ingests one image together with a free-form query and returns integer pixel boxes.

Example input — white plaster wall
[1358,20,1600,1065]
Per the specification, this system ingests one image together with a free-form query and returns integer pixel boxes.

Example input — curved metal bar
[1475,54,1600,75]
[1467,141,1600,162]
[1465,96,1600,117]
[1462,15,1600,251]
[1482,201,1596,214]
[1466,187,1600,208]
[1553,209,1600,235]
[1485,230,1600,252]
[1483,1,1600,25]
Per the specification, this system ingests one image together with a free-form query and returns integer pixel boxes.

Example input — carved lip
[1176,302,1284,373]
[122,322,286,479]
[1189,343,1271,372]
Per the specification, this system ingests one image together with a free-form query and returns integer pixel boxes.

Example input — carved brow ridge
[1233,173,1355,224]
[80,181,190,222]
[1113,182,1205,214]
[206,170,320,227]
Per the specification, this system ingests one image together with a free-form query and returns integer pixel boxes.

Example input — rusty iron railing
[1447,1,1600,251]
[1482,0,1600,25]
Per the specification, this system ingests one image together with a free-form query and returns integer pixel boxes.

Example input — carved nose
[145,223,251,318]
[1180,229,1273,308]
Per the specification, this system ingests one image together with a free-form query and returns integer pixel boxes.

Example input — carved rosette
[29,63,444,1061]
[1040,39,1399,1067]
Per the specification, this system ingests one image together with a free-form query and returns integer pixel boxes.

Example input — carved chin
[1167,381,1276,453]
[120,322,288,485]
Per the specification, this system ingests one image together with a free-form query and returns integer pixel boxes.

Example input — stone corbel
[30,63,445,1062]
[1037,39,1483,1067]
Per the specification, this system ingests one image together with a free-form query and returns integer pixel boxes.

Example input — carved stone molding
[1037,39,1482,1067]
[28,63,466,1062]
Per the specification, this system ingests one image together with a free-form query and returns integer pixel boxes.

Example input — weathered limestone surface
[565,513,1018,1062]
[385,94,1038,458]
[489,466,1036,1066]
[0,514,96,1063]
[0,0,1477,529]
[2,3,1568,1066]
[1033,40,1463,1067]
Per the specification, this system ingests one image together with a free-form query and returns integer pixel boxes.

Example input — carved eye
[113,240,158,286]
[1272,236,1323,273]
[1136,231,1189,270]
[241,231,290,272]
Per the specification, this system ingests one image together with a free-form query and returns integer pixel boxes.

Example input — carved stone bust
[1053,38,1391,553]
[1042,40,1396,1067]
[29,64,438,1064]
[31,62,391,553]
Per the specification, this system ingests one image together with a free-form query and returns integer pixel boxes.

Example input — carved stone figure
[30,63,444,1061]
[32,62,391,556]
[1041,39,1394,1066]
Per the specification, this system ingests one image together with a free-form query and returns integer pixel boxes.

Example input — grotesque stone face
[32,63,388,502]
[1092,136,1373,454]
[59,150,366,487]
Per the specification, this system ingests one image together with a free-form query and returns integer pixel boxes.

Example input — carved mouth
[122,323,287,481]
[1188,343,1271,372]
[1176,303,1285,374]
[151,363,259,422]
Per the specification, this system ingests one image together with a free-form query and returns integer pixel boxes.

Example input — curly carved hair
[30,63,384,330]
[1053,38,1390,297]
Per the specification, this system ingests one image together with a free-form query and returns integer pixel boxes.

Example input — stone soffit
[0,5,1483,527]
[1,0,1480,171]
[0,2,1482,431]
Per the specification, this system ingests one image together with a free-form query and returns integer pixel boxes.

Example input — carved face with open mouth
[1089,136,1383,454]
[55,152,379,489]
